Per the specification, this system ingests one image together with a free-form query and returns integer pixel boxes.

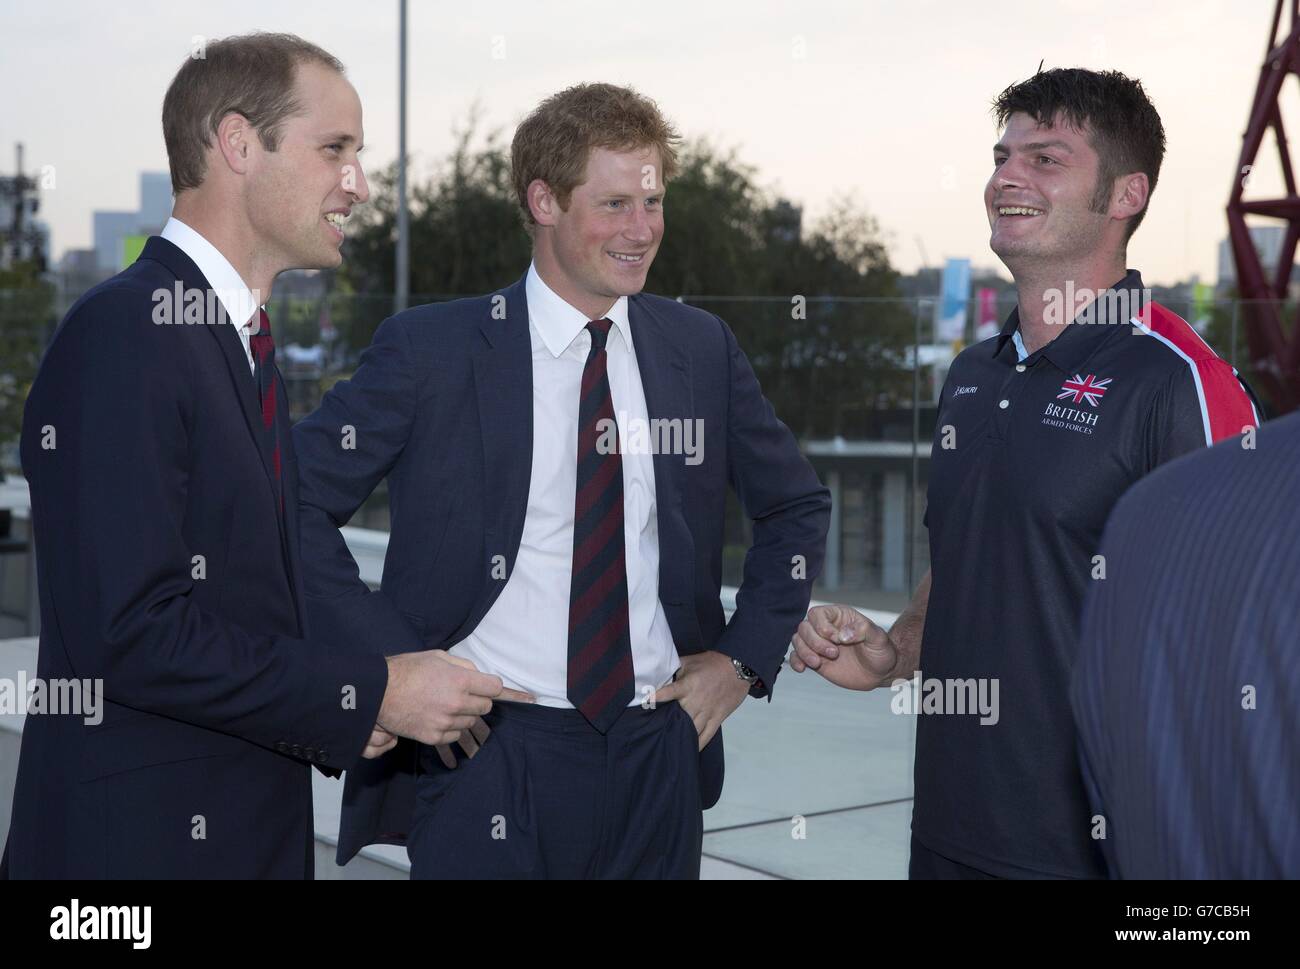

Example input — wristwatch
[732,658,760,685]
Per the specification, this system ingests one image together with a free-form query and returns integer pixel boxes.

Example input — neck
[532,245,617,321]
[171,193,279,305]
[1008,252,1126,354]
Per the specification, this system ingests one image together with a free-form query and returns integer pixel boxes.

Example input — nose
[625,202,654,244]
[992,155,1027,194]
[347,159,371,204]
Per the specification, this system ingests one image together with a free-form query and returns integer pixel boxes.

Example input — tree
[0,261,52,470]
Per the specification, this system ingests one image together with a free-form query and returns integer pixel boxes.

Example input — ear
[1112,171,1150,226]
[527,178,559,228]
[213,111,254,176]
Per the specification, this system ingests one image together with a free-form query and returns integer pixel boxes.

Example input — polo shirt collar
[994,269,1147,372]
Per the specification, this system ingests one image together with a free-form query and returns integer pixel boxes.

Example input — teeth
[998,206,1043,216]
[324,212,350,228]
[609,252,643,262]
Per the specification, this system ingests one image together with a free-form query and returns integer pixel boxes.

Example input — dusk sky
[0,0,1283,286]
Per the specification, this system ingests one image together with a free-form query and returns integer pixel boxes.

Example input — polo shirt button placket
[994,352,1030,436]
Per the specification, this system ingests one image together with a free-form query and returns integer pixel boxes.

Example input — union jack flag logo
[1058,374,1112,407]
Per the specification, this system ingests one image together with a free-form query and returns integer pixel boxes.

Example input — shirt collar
[525,261,631,358]
[994,269,1147,372]
[160,217,262,328]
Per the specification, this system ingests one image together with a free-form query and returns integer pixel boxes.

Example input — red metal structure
[1230,0,1300,414]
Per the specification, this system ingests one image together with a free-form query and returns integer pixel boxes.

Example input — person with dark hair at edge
[789,68,1260,879]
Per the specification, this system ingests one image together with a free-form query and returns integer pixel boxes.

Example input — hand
[377,649,534,748]
[653,651,750,751]
[364,716,494,765]
[361,724,398,759]
[790,604,900,691]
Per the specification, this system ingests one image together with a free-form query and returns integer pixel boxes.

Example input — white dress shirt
[450,263,681,707]
[160,217,261,373]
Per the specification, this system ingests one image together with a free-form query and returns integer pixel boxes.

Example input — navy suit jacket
[293,275,831,865]
[1073,411,1300,878]
[1,237,387,879]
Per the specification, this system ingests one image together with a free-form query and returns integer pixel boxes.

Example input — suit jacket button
[316,749,329,763]
[275,741,289,754]
[291,744,302,758]
[303,746,317,761]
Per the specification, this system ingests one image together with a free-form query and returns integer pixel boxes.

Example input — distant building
[91,172,173,271]
[137,173,172,234]
[55,248,111,310]
[92,211,138,272]
[1217,223,1294,289]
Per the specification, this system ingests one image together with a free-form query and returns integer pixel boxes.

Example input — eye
[646,197,662,208]
[325,144,343,154]
[607,200,624,210]
[1038,155,1056,166]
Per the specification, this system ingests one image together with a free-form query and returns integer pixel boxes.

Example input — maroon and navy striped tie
[248,309,283,516]
[567,318,634,733]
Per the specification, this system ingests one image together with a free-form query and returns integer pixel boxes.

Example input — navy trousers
[407,699,703,879]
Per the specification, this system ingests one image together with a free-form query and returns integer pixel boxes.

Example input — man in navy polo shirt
[791,68,1259,878]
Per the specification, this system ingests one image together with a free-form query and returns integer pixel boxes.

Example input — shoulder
[1112,409,1300,533]
[381,287,520,349]
[634,291,720,325]
[1128,301,1232,376]
[946,334,1003,380]
[50,259,182,358]
[631,292,735,354]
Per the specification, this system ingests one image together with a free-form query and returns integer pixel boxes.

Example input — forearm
[718,488,831,693]
[883,569,930,682]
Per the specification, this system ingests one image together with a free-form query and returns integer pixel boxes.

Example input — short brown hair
[162,32,345,193]
[511,83,681,230]
[992,68,1166,240]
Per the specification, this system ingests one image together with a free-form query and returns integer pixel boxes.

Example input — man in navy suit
[1073,413,1300,878]
[294,82,831,878]
[2,33,517,880]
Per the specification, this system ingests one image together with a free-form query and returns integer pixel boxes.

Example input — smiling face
[531,144,665,319]
[984,111,1114,272]
[244,61,369,272]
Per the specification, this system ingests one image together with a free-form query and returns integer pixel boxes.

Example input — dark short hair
[511,82,681,232]
[162,32,345,193]
[992,68,1166,239]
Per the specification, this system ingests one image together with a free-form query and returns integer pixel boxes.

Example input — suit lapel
[628,295,693,527]
[137,236,294,612]
[277,374,306,633]
[210,318,281,511]
[467,277,534,628]
[139,237,281,515]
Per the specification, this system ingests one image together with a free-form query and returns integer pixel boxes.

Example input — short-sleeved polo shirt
[913,269,1259,878]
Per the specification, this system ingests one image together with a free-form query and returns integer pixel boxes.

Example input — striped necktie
[567,317,634,733]
[248,309,283,516]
